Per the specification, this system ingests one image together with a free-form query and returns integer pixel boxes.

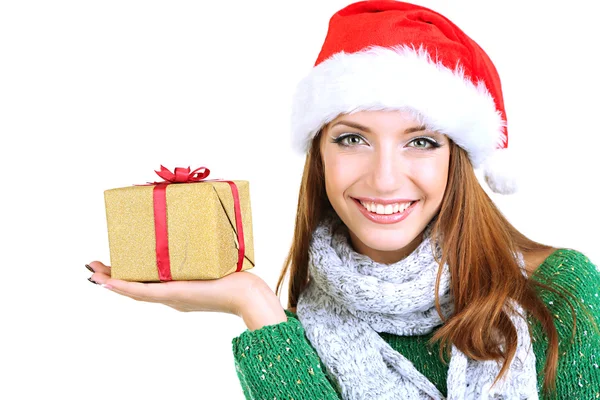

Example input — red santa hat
[291,0,517,194]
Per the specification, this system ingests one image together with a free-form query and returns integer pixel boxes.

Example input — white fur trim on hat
[291,45,506,169]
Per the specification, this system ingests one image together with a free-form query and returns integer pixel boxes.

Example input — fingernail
[88,277,99,285]
[85,264,94,273]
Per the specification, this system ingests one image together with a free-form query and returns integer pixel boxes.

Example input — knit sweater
[231,249,600,399]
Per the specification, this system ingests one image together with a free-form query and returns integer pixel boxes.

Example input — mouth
[351,197,419,224]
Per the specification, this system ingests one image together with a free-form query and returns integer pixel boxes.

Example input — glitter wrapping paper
[104,180,254,281]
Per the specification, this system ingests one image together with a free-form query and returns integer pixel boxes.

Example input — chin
[347,221,424,253]
[364,230,418,250]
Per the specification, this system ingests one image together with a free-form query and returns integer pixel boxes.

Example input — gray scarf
[296,215,538,399]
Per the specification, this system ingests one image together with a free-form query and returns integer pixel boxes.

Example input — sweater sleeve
[231,310,341,400]
[530,249,600,399]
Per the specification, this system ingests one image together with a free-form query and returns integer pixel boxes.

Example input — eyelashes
[331,133,367,147]
[331,133,441,149]
[408,136,441,149]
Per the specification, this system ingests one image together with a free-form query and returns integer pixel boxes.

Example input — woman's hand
[86,262,287,330]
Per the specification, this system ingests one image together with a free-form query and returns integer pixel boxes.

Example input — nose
[368,145,404,193]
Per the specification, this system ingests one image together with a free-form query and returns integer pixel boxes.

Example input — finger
[87,261,111,276]
[103,285,146,302]
[89,271,111,285]
[103,278,172,303]
[91,277,153,303]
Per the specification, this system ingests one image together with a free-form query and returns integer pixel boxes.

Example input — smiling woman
[263,1,599,399]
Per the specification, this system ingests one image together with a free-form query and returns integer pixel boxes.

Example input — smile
[352,198,419,224]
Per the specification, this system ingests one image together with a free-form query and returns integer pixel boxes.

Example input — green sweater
[232,249,600,399]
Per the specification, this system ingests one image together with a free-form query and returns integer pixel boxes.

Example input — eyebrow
[330,121,427,135]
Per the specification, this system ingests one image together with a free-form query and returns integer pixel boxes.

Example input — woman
[87,1,600,399]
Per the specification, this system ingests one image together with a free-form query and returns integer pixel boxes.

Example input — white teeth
[359,200,414,215]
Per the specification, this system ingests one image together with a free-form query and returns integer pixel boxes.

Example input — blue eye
[332,133,366,147]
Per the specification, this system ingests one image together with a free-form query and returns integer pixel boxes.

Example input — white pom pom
[483,147,519,194]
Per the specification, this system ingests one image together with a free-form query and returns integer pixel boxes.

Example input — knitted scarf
[296,215,539,399]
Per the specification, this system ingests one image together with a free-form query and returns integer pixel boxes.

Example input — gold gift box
[104,180,254,282]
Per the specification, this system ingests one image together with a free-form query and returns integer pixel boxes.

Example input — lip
[351,197,418,225]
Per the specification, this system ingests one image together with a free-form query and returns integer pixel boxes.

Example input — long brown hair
[275,131,563,393]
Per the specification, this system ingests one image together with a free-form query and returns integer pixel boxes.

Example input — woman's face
[320,110,450,264]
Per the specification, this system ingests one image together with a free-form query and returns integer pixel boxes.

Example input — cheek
[324,154,363,196]
[409,156,449,200]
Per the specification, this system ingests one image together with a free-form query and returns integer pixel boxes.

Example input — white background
[1,1,598,399]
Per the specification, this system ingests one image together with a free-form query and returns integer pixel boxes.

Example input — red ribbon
[150,165,245,281]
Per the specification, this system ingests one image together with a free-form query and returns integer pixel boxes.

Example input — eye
[407,136,440,149]
[332,133,367,147]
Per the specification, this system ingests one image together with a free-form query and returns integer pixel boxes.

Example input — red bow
[154,165,210,183]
